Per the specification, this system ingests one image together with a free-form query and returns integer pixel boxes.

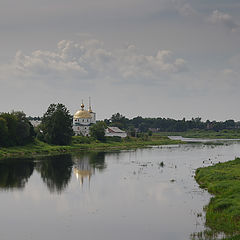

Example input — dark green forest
[104,113,240,133]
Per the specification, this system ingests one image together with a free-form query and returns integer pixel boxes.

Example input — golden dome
[74,109,91,119]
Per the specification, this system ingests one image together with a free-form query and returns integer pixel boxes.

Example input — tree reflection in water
[0,152,107,192]
[36,154,73,194]
[73,152,106,186]
[0,159,34,190]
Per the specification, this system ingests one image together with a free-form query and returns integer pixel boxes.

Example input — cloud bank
[0,39,187,87]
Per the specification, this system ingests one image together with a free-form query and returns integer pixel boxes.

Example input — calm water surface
[1,142,240,240]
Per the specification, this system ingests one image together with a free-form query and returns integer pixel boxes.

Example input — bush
[106,136,122,142]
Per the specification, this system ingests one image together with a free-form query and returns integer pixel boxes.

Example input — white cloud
[171,0,197,17]
[208,10,240,31]
[0,38,187,86]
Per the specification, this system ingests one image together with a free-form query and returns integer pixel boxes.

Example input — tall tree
[13,111,35,145]
[40,103,73,145]
[0,117,8,146]
[90,121,106,141]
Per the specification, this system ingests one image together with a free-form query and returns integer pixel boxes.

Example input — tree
[0,117,8,146]
[0,113,17,146]
[0,111,34,146]
[90,121,106,141]
[110,113,128,129]
[40,103,73,145]
[13,111,35,145]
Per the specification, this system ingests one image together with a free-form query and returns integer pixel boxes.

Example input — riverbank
[157,129,240,139]
[0,136,182,160]
[195,158,240,239]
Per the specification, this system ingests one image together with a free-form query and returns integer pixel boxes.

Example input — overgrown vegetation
[195,158,240,238]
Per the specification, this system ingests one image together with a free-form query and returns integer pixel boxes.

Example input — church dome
[74,109,91,119]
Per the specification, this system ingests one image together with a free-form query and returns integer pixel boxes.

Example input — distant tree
[225,120,235,129]
[40,103,73,145]
[110,113,129,129]
[90,121,106,141]
[0,113,17,146]
[0,117,8,146]
[128,126,136,137]
[148,130,153,136]
[13,111,35,145]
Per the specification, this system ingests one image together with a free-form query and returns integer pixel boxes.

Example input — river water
[1,141,240,240]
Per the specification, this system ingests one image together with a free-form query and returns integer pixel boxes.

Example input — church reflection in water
[0,152,107,192]
[73,152,106,186]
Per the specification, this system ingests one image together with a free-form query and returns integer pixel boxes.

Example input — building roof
[107,127,126,133]
[74,109,91,119]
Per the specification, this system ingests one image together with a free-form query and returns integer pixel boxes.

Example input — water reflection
[0,152,107,192]
[73,152,106,186]
[36,154,73,193]
[0,159,34,190]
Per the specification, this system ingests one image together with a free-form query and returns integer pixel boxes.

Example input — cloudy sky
[1,0,240,120]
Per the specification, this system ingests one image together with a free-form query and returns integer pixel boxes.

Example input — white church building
[73,100,96,136]
[73,99,127,138]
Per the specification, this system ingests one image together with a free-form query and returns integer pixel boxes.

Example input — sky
[0,0,240,121]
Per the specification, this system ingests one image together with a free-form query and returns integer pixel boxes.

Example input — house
[105,127,127,138]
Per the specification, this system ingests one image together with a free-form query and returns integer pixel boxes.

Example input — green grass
[156,129,240,139]
[0,136,182,160]
[195,158,240,238]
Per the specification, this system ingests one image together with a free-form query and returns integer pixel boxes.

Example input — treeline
[104,113,240,133]
[0,112,35,147]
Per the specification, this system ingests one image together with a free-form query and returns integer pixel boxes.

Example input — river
[1,140,240,240]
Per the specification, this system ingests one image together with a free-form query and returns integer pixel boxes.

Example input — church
[73,99,96,136]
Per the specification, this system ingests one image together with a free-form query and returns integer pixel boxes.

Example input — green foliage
[0,117,8,146]
[128,126,136,137]
[72,136,95,144]
[40,103,73,145]
[105,113,240,133]
[0,112,17,146]
[0,111,35,147]
[106,136,122,142]
[90,121,106,141]
[148,130,153,136]
[195,158,240,235]
[14,111,35,145]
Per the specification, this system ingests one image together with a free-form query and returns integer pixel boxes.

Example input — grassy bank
[195,158,240,239]
[157,129,240,139]
[0,136,182,160]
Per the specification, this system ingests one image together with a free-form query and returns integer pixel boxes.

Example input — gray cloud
[208,10,240,31]
[0,39,187,87]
